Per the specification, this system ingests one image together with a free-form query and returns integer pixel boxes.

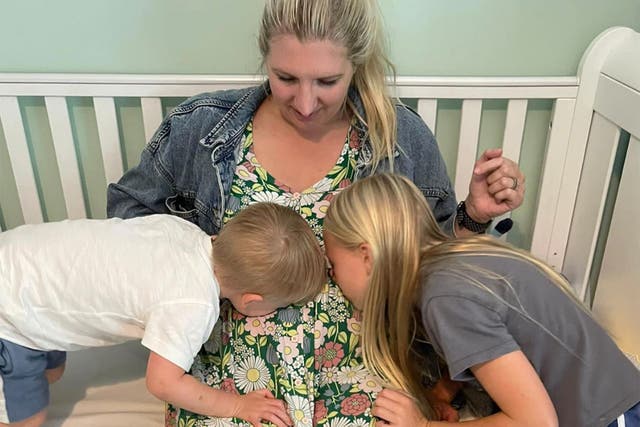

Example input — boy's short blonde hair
[212,202,325,305]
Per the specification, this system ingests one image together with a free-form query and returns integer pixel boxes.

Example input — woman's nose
[294,85,317,117]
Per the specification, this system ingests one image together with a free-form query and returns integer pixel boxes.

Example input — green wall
[2,0,638,75]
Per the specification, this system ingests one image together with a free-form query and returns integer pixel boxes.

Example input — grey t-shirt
[420,254,640,427]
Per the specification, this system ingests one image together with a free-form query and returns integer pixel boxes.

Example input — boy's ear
[240,292,264,307]
[358,242,373,276]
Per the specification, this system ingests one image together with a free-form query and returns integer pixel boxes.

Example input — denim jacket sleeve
[106,116,175,219]
[394,104,457,235]
[106,97,225,235]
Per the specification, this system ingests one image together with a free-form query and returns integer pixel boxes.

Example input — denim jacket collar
[199,81,376,163]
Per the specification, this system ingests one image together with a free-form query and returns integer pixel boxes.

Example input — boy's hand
[232,389,292,427]
[372,389,429,426]
[425,377,462,421]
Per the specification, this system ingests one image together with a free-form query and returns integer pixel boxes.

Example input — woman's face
[265,34,355,134]
[323,232,370,310]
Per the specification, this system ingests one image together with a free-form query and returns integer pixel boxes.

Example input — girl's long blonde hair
[323,173,581,419]
[258,0,397,171]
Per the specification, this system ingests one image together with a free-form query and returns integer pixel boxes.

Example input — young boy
[0,202,325,427]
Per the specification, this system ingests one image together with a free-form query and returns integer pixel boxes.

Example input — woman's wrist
[456,200,492,233]
[463,198,492,224]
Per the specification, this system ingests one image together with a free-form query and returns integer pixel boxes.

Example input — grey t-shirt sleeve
[422,294,520,381]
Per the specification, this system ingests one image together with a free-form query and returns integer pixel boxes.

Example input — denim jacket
[107,83,456,235]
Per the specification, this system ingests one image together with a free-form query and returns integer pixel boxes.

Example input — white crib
[0,26,638,426]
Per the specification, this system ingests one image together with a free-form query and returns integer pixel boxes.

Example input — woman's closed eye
[318,79,339,87]
[276,75,296,84]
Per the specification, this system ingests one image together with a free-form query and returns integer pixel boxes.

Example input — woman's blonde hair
[324,173,582,419]
[258,0,398,171]
[213,202,325,306]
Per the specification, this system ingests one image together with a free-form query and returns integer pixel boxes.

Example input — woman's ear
[358,242,373,276]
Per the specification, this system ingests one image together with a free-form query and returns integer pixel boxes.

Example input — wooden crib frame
[0,25,638,426]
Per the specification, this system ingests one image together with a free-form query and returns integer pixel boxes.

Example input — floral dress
[167,120,383,427]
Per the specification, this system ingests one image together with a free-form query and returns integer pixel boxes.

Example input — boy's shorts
[0,338,66,423]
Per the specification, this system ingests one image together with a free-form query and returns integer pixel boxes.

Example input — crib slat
[530,99,576,265]
[93,97,124,185]
[417,99,437,134]
[44,97,87,219]
[0,96,44,224]
[141,97,163,143]
[592,135,640,356]
[502,99,527,160]
[562,113,620,299]
[454,99,482,201]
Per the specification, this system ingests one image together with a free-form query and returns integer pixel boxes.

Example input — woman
[107,0,525,425]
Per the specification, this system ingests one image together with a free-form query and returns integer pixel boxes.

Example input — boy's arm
[146,351,292,427]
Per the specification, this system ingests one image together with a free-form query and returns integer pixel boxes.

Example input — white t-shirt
[0,215,219,372]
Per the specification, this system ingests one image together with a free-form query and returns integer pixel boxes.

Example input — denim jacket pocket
[165,193,198,220]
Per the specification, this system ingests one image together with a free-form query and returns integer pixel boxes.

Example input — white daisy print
[285,394,313,427]
[358,374,383,393]
[251,191,289,205]
[318,366,339,386]
[234,356,270,393]
[327,418,351,427]
[336,365,368,385]
[203,417,234,427]
[351,418,370,427]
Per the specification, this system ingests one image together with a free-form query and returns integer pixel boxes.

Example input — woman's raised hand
[465,148,526,224]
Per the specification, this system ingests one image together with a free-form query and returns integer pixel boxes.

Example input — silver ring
[511,177,518,190]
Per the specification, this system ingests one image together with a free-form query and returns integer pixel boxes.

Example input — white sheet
[45,342,163,427]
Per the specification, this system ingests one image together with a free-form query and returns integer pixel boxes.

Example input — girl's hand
[372,389,429,426]
[465,148,525,224]
[231,389,293,427]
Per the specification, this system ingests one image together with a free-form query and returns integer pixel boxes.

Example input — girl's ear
[358,242,373,276]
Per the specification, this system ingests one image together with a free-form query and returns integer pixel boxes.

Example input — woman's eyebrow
[272,68,344,80]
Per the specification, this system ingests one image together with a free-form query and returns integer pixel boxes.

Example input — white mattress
[45,342,163,427]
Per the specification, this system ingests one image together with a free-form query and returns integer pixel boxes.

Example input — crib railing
[0,73,579,265]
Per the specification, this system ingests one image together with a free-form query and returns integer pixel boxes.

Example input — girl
[323,173,640,427]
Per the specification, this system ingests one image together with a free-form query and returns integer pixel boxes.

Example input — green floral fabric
[167,120,383,427]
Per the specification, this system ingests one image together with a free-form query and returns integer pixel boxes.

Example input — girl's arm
[372,351,558,427]
[146,351,292,427]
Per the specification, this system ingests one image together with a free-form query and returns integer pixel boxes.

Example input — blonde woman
[108,0,525,424]
[323,173,640,427]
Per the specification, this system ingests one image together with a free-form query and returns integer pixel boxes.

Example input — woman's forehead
[267,34,350,66]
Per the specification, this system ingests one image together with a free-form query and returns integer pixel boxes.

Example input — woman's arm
[146,351,292,427]
[106,145,174,219]
[372,351,557,427]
